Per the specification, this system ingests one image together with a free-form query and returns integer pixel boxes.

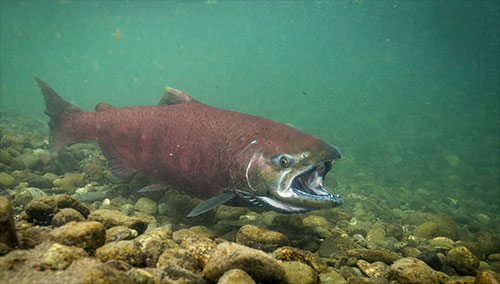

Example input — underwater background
[1,1,499,283]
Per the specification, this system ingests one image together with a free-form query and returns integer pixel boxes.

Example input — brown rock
[447,246,479,276]
[105,226,138,242]
[236,224,289,252]
[346,249,399,264]
[474,270,500,284]
[51,208,86,227]
[414,222,439,239]
[95,240,145,267]
[25,194,90,225]
[319,270,347,284]
[282,261,317,284]
[41,242,88,269]
[157,247,201,273]
[217,268,255,284]
[88,209,148,234]
[0,197,18,251]
[203,242,285,283]
[272,246,327,273]
[356,259,390,281]
[50,221,106,250]
[389,257,439,284]
[81,263,134,284]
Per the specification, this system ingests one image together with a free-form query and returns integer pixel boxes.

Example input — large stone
[389,257,438,284]
[95,240,145,267]
[13,187,47,207]
[319,270,347,284]
[217,269,255,284]
[51,208,86,227]
[181,237,217,267]
[474,270,500,284]
[134,197,157,214]
[41,242,88,269]
[447,246,479,276]
[236,224,289,252]
[0,172,15,188]
[272,246,327,273]
[105,226,138,242]
[24,194,90,225]
[346,249,399,265]
[414,222,439,239]
[215,205,248,220]
[88,209,148,234]
[203,242,285,283]
[303,215,330,228]
[50,221,106,250]
[81,263,134,284]
[157,247,201,273]
[356,259,390,281]
[18,153,42,170]
[0,197,18,251]
[282,261,317,284]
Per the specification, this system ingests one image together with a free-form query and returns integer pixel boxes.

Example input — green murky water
[1,1,499,228]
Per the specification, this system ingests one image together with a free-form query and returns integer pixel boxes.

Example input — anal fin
[138,183,168,192]
[187,191,236,217]
[99,143,137,178]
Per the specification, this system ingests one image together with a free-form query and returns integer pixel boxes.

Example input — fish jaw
[232,137,343,213]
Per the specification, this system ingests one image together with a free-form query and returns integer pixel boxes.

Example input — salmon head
[230,127,342,213]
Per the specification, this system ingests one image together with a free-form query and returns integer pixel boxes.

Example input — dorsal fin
[95,103,117,111]
[158,86,198,105]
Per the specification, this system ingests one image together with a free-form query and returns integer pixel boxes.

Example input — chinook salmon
[35,76,342,216]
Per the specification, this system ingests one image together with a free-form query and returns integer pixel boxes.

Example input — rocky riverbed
[0,112,499,284]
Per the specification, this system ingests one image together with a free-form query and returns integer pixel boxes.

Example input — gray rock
[50,221,106,250]
[202,242,285,283]
[13,187,47,207]
[389,257,438,284]
[121,204,135,216]
[134,197,157,214]
[77,191,106,203]
[95,240,145,266]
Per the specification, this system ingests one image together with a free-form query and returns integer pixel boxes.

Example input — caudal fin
[34,76,83,152]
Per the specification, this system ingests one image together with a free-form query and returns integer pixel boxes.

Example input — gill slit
[245,151,259,192]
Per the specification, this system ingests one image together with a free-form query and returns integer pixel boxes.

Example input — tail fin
[34,76,83,152]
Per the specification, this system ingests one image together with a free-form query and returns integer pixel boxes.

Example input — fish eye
[271,154,294,168]
[279,155,292,168]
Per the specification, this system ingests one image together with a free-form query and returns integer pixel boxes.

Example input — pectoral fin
[187,191,236,217]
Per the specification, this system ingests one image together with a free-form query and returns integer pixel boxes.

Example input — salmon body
[35,77,342,216]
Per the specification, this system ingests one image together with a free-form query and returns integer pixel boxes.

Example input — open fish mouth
[286,160,342,204]
[237,159,342,213]
[289,160,340,201]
